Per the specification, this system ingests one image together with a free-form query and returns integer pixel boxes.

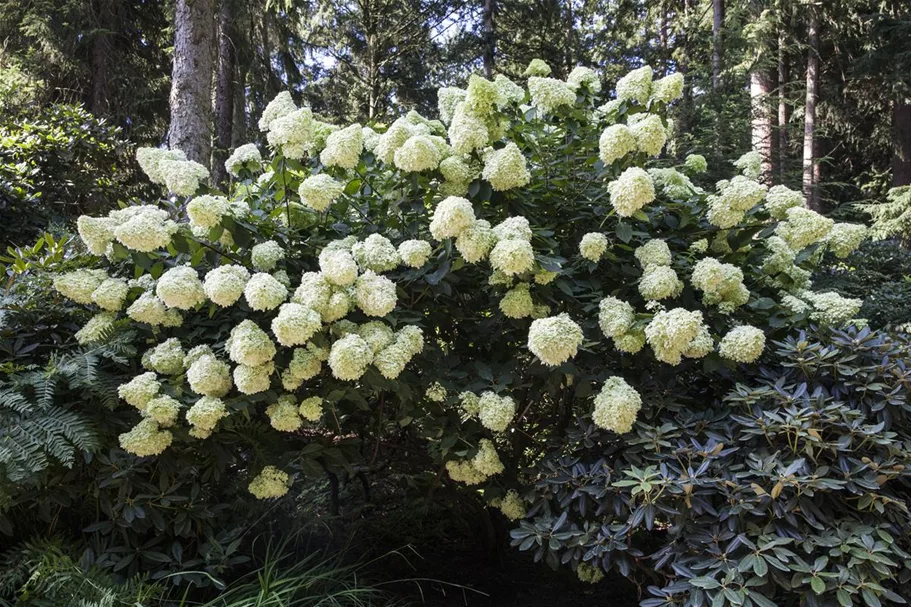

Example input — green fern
[0,337,134,484]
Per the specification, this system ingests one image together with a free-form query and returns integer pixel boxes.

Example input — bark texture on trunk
[212,0,235,186]
[893,97,911,187]
[482,0,496,78]
[89,1,111,116]
[802,6,820,209]
[169,0,215,166]
[712,0,724,89]
[751,69,775,183]
[778,31,789,180]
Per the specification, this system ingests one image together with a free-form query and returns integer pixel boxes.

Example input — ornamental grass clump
[57,61,896,602]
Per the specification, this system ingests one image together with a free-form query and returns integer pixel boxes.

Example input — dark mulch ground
[293,466,640,607]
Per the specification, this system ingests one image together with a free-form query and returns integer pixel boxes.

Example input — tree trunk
[482,0,495,78]
[169,0,215,166]
[563,0,574,74]
[89,0,111,116]
[712,0,724,90]
[658,6,669,76]
[802,6,820,209]
[751,70,774,183]
[212,0,235,186]
[778,29,789,181]
[232,62,247,147]
[893,97,911,186]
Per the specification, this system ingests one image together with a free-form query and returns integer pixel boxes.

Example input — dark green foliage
[0,106,152,247]
[813,240,911,328]
[513,326,911,606]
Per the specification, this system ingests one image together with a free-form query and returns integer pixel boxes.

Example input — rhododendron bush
[58,60,896,603]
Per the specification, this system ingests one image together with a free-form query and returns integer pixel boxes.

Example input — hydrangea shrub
[59,60,880,602]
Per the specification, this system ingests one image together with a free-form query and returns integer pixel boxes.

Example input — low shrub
[516,325,911,606]
[813,240,911,328]
[0,105,152,247]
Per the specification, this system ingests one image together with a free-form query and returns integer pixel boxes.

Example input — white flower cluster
[320,124,364,169]
[528,77,576,114]
[204,265,250,306]
[615,65,653,104]
[244,272,288,311]
[599,124,636,165]
[651,73,684,104]
[524,58,552,77]
[775,207,834,250]
[691,257,750,313]
[425,382,447,402]
[826,223,867,259]
[527,313,583,367]
[143,338,185,375]
[706,176,767,228]
[634,239,672,268]
[733,151,762,180]
[187,195,229,231]
[639,265,683,301]
[396,135,446,173]
[718,325,765,363]
[477,391,516,432]
[764,185,804,219]
[635,240,681,301]
[567,66,601,93]
[803,291,863,326]
[579,232,608,262]
[157,266,206,310]
[136,147,209,196]
[281,342,329,390]
[119,418,173,457]
[54,269,109,305]
[271,303,321,347]
[482,143,530,191]
[439,155,476,196]
[438,87,467,125]
[601,302,645,354]
[266,107,317,159]
[500,283,534,319]
[446,438,504,485]
[684,154,707,173]
[492,490,526,521]
[225,143,262,177]
[186,396,227,438]
[352,234,401,273]
[228,320,276,367]
[328,333,374,381]
[299,174,345,212]
[430,196,475,240]
[248,240,285,271]
[78,205,179,255]
[266,394,303,432]
[186,352,232,397]
[630,114,667,157]
[143,396,180,427]
[126,292,182,327]
[645,308,710,365]
[118,372,160,410]
[592,376,642,434]
[248,466,290,499]
[649,168,700,200]
[607,167,656,217]
[372,325,424,379]
[299,396,323,422]
[398,239,432,268]
[355,271,398,317]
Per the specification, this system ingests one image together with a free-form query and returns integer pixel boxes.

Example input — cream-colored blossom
[592,376,641,433]
[527,313,583,367]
